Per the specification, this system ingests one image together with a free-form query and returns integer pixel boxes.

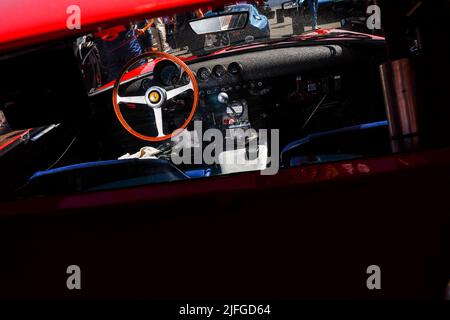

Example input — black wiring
[46,136,77,170]
[301,94,327,131]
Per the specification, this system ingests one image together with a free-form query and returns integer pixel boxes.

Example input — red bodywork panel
[0,147,447,215]
[1,148,450,299]
[0,129,31,154]
[0,0,229,52]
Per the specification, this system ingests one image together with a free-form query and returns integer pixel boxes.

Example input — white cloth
[118,147,161,160]
[218,145,268,175]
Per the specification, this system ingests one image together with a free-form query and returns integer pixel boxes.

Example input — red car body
[0,0,230,52]
[0,0,449,300]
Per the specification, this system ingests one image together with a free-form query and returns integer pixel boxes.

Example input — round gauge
[212,65,227,78]
[180,72,191,85]
[197,67,211,81]
[228,62,243,75]
[226,101,244,118]
[141,78,151,90]
[160,64,180,86]
[154,60,180,86]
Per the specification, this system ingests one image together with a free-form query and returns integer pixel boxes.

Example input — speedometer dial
[160,64,180,86]
[154,60,181,86]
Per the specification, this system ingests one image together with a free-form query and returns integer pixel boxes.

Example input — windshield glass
[76,0,379,91]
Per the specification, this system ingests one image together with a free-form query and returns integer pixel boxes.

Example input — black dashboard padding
[188,45,353,87]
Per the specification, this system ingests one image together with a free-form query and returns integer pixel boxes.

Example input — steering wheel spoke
[117,95,147,105]
[166,82,194,101]
[153,107,165,137]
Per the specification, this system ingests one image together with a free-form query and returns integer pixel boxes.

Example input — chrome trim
[380,58,419,140]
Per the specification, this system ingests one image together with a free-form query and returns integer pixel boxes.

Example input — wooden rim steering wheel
[112,52,199,142]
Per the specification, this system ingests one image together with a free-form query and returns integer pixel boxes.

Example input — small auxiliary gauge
[212,65,227,78]
[197,67,211,81]
[227,62,243,75]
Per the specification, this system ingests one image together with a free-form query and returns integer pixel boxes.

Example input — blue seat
[27,158,214,196]
[281,120,389,167]
[184,168,212,178]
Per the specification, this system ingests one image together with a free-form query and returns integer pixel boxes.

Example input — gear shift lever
[217,92,229,104]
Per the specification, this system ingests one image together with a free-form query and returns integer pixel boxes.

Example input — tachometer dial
[180,72,191,85]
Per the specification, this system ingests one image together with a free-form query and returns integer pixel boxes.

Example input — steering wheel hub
[145,87,166,108]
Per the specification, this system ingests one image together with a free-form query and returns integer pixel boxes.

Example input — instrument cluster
[196,62,243,82]
[148,60,244,89]
[147,60,245,89]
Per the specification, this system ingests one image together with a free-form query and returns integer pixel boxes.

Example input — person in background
[136,20,155,52]
[151,17,172,52]
[94,23,144,83]
[194,8,205,17]
[306,0,319,30]
[0,111,10,136]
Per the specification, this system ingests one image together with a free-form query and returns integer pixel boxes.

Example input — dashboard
[99,43,387,158]
[0,39,389,199]
[182,45,357,134]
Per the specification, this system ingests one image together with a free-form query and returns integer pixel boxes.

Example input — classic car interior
[0,0,449,301]
[0,30,389,197]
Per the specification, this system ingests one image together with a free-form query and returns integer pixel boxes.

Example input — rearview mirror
[189,12,249,35]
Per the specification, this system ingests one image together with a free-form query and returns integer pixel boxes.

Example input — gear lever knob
[217,92,229,104]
